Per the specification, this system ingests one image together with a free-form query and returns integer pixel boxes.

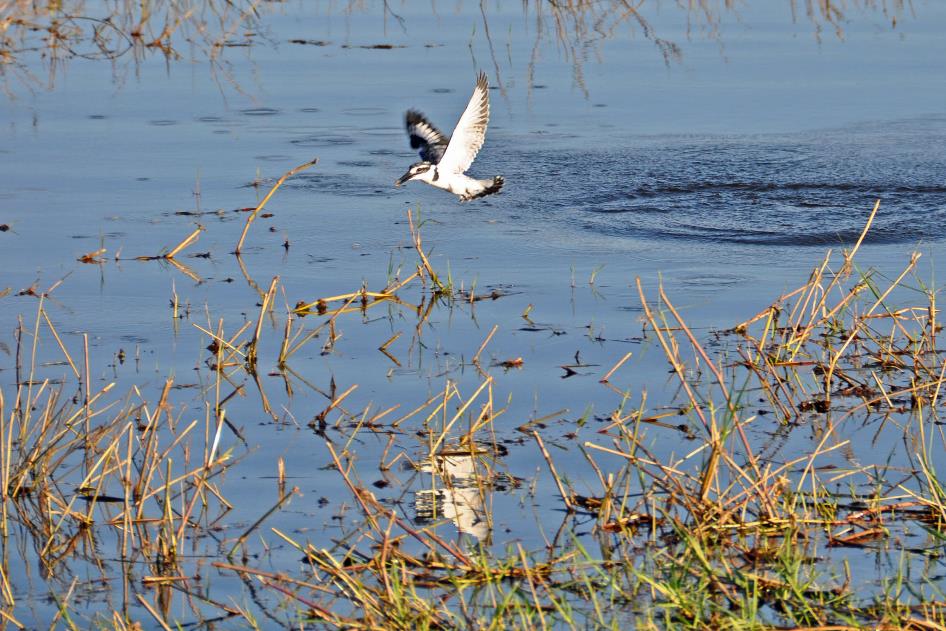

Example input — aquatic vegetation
[0,0,262,93]
[0,2,938,628]
[248,203,946,629]
[3,193,946,627]
[0,298,243,628]
[0,0,911,96]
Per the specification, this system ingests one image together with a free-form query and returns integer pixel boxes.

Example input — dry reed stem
[227,486,300,557]
[134,225,205,261]
[786,201,881,355]
[600,351,632,383]
[234,158,318,254]
[40,309,79,379]
[0,608,23,629]
[824,251,920,405]
[407,208,444,291]
[2,186,944,627]
[294,289,404,316]
[313,384,358,424]
[657,285,769,508]
[377,331,402,366]
[192,321,251,359]
[165,224,204,259]
[429,377,492,455]
[472,324,499,366]
[247,275,279,366]
[213,562,350,625]
[0,294,243,628]
[136,594,174,631]
[533,431,574,512]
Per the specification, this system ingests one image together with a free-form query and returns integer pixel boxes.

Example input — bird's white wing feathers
[437,71,490,175]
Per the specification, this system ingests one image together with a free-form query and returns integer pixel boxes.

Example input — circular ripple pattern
[513,117,946,247]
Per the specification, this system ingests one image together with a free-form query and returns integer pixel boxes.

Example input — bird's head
[395,161,433,187]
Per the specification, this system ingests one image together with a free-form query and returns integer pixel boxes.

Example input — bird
[394,71,504,202]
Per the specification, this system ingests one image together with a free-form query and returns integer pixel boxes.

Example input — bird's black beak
[394,171,411,188]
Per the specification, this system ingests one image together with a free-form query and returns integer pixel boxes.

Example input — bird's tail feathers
[466,176,504,201]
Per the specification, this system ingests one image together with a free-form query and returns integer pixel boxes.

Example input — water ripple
[507,119,946,247]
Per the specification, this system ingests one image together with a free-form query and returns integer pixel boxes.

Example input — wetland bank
[2,1,946,628]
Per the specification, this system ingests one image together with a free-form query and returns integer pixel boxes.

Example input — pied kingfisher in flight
[395,71,504,202]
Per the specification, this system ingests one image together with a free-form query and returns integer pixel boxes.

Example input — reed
[3,187,946,628]
[196,202,946,628]
[0,301,244,627]
[235,159,318,255]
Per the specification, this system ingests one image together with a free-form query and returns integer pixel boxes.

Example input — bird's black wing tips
[405,110,449,163]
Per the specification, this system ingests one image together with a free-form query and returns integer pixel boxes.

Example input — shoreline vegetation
[1,2,939,628]
[0,1,910,96]
[2,157,946,627]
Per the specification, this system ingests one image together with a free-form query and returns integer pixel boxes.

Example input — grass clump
[208,202,946,629]
[4,189,946,629]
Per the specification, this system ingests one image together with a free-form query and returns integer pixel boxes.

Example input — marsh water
[2,1,946,626]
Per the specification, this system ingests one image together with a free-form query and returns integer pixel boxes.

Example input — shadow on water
[513,116,946,246]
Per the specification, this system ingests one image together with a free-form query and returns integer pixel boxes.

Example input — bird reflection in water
[414,445,513,541]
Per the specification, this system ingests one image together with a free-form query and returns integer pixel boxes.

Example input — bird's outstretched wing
[405,110,449,163]
[437,71,490,175]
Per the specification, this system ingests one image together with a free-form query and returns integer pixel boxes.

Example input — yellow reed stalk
[234,158,318,254]
[164,224,204,259]
[247,276,279,366]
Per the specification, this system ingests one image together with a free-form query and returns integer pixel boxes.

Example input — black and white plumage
[395,71,504,202]
[406,110,448,164]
